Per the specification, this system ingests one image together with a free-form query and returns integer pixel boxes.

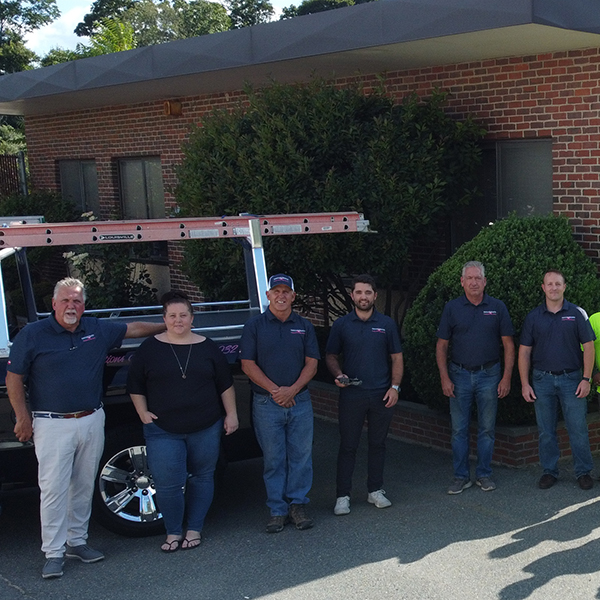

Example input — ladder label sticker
[98,234,135,241]
[271,225,302,234]
[190,229,221,238]
[232,227,250,236]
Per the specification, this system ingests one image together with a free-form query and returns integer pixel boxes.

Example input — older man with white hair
[7,277,165,579]
[436,261,515,495]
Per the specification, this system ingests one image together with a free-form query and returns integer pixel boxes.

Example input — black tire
[92,424,165,537]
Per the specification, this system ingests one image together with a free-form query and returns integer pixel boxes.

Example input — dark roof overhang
[1,0,600,116]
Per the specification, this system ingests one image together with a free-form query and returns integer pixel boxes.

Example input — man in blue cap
[240,274,320,533]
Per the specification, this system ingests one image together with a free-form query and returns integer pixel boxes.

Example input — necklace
[169,344,193,379]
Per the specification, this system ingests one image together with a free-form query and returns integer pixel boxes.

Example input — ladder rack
[0,212,369,248]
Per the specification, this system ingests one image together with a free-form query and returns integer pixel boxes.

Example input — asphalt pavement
[2,416,600,600]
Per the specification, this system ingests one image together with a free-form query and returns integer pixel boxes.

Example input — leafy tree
[121,0,229,46]
[0,0,59,38]
[87,18,136,54]
[0,193,157,310]
[0,123,26,153]
[225,0,273,28]
[281,0,353,19]
[175,0,230,38]
[40,46,83,67]
[64,246,157,308]
[0,190,80,312]
[0,0,59,73]
[0,30,36,73]
[40,18,137,65]
[75,0,134,36]
[280,0,378,19]
[175,79,484,320]
[403,214,600,426]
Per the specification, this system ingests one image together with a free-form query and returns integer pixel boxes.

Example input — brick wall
[23,46,600,269]
[310,381,600,468]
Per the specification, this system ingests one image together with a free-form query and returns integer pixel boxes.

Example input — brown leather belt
[32,405,101,419]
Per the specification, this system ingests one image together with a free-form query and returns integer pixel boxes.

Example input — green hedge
[403,214,600,426]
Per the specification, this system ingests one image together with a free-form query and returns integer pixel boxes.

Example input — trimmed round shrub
[403,214,600,426]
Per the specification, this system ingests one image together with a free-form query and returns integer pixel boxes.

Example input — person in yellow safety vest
[589,312,600,394]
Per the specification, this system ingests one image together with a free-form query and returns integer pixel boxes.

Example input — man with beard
[326,274,403,516]
[7,277,165,579]
[436,261,514,495]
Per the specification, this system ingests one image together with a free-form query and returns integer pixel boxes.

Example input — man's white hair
[462,261,485,278]
[53,277,87,302]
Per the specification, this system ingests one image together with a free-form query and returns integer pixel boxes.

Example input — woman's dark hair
[161,290,193,315]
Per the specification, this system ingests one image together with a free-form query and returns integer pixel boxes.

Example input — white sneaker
[367,489,392,508]
[334,496,351,515]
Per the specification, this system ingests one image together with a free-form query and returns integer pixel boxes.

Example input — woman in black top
[127,291,238,552]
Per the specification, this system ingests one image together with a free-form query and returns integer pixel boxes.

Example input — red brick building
[0,0,599,274]
[1,0,600,463]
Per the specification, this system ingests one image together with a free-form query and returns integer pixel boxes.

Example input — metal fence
[0,154,24,197]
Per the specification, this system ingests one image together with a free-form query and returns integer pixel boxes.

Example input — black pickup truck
[0,252,262,536]
[0,212,368,536]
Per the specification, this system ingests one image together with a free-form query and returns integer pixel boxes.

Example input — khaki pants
[33,408,105,558]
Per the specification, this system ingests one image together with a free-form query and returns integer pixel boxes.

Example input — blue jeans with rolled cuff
[449,361,500,480]
[143,418,223,536]
[532,368,593,478]
[252,389,313,516]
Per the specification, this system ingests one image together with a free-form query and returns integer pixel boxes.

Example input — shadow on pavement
[2,417,600,599]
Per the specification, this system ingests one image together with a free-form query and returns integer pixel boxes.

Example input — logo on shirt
[372,328,386,334]
[290,329,306,335]
[562,316,576,322]
[483,311,497,316]
[81,334,96,342]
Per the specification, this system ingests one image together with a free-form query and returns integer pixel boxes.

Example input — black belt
[453,360,499,372]
[540,368,579,376]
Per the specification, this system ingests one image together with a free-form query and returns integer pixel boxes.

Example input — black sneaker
[266,515,288,533]
[289,504,314,530]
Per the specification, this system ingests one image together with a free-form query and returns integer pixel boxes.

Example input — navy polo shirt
[326,308,402,398]
[437,293,514,366]
[520,300,595,372]
[240,309,320,395]
[8,314,127,413]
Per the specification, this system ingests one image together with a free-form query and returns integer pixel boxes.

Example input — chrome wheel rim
[98,445,162,524]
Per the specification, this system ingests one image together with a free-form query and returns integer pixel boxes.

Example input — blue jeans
[143,419,223,536]
[532,369,593,478]
[449,361,500,479]
[252,390,313,516]
[337,391,395,497]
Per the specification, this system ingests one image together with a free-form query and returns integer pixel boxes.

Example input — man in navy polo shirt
[519,269,595,490]
[436,261,514,495]
[6,277,165,579]
[240,274,320,533]
[326,274,403,516]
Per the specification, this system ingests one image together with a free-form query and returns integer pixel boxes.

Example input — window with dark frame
[59,160,100,216]
[118,156,167,263]
[452,138,553,249]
